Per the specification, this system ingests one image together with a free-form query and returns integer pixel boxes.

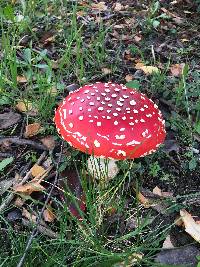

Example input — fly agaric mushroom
[54,82,166,180]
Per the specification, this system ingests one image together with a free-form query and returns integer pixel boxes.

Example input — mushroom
[54,82,166,180]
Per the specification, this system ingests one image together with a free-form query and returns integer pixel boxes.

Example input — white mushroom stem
[87,156,119,181]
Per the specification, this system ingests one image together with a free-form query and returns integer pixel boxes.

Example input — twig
[0,152,14,158]
[16,141,63,267]
[0,152,47,213]
[22,219,58,239]
[0,137,47,151]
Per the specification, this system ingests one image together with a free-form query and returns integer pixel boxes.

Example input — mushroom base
[87,156,119,181]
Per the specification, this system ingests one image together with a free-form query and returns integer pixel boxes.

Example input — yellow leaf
[24,122,41,138]
[16,100,38,116]
[16,101,33,112]
[180,209,200,242]
[17,76,27,83]
[31,164,46,177]
[135,63,159,75]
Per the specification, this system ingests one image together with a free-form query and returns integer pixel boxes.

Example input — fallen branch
[0,137,47,151]
[22,218,58,239]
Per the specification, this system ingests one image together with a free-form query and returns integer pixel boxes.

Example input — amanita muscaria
[54,82,166,180]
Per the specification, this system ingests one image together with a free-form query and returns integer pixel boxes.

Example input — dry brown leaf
[13,166,52,195]
[14,182,45,194]
[102,67,112,75]
[24,122,41,138]
[43,206,56,222]
[41,136,55,150]
[138,192,151,208]
[91,2,107,11]
[22,207,37,223]
[125,74,133,82]
[31,164,46,178]
[153,186,173,198]
[170,63,185,77]
[14,197,25,207]
[135,63,159,75]
[17,76,27,83]
[180,209,200,242]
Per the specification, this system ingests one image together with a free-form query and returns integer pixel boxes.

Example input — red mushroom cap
[54,82,166,160]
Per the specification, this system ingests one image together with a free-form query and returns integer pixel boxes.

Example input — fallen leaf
[170,63,185,77]
[76,10,86,17]
[24,122,41,138]
[138,192,151,208]
[113,253,143,267]
[59,169,86,220]
[43,205,56,222]
[0,112,21,130]
[51,60,59,69]
[16,101,33,112]
[162,235,174,249]
[13,166,52,195]
[164,139,180,153]
[91,2,107,11]
[134,35,142,42]
[114,3,123,11]
[180,209,200,242]
[39,31,56,44]
[155,245,200,266]
[0,157,14,172]
[153,186,162,196]
[31,164,46,177]
[14,182,45,194]
[135,63,159,75]
[14,197,25,207]
[41,136,55,150]
[17,76,27,83]
[102,67,112,75]
[125,74,133,82]
[16,100,38,116]
[22,207,37,223]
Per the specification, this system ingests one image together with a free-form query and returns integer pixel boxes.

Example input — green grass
[1,0,200,266]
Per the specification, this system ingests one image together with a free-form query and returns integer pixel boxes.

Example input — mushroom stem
[87,155,119,181]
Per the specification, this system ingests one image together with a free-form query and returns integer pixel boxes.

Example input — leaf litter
[1,0,200,265]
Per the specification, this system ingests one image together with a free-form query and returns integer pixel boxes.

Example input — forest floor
[0,1,200,266]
